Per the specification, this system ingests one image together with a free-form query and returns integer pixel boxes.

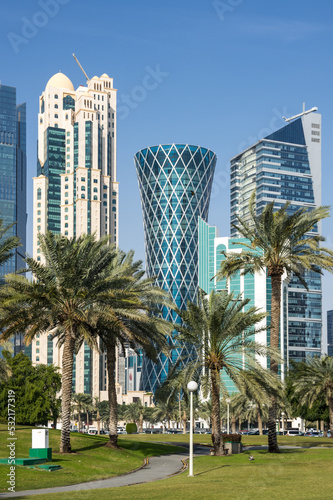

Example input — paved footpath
[0,444,210,499]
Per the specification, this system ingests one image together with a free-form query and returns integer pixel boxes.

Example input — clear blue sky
[1,0,333,334]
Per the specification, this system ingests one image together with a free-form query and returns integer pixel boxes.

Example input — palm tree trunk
[78,412,81,433]
[231,416,236,434]
[60,333,75,453]
[328,396,333,435]
[257,409,263,435]
[178,392,182,430]
[182,410,187,434]
[211,368,224,456]
[97,409,101,435]
[267,271,282,453]
[105,337,119,448]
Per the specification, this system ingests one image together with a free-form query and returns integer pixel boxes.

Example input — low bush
[126,422,137,434]
[222,433,242,443]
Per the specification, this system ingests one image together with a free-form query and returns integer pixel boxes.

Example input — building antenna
[72,53,90,83]
[282,106,318,123]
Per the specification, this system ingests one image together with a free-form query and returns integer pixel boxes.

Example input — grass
[9,447,333,500]
[0,424,185,491]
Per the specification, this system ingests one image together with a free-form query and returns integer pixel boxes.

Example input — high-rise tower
[135,144,216,392]
[230,109,322,364]
[0,84,26,355]
[31,71,117,397]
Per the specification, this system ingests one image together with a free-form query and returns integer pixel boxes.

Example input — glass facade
[135,144,216,392]
[0,85,26,355]
[230,113,322,363]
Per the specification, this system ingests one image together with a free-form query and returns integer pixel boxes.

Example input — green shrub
[222,433,242,443]
[126,423,137,434]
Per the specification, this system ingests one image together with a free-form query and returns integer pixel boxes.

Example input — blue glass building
[230,110,322,363]
[135,144,216,392]
[0,85,26,355]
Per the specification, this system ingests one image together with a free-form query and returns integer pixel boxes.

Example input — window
[81,186,85,191]
[103,201,107,206]
[36,341,40,346]
[67,147,70,152]
[67,155,70,159]
[103,184,107,189]
[93,195,97,200]
[37,188,41,200]
[65,177,68,181]
[65,192,68,197]
[37,210,41,215]
[65,207,68,212]
[37,225,41,230]
[93,179,98,183]
[67,162,70,167]
[37,218,41,223]
[55,114,58,118]
[65,114,68,119]
[65,215,68,220]
[65,223,68,228]
[112,113,114,118]
[54,94,58,99]
[81,177,85,182]
[55,104,58,109]
[38,202,41,207]
[81,194,85,199]
[112,132,114,137]
[65,184,68,189]
[65,231,68,235]
[112,191,117,196]
[67,139,70,144]
[36,349,39,353]
[93,187,98,192]
[112,207,116,212]
[65,200,68,205]
[37,248,41,253]
[36,356,40,362]
[67,131,70,136]
[103,194,107,199]
[112,199,116,204]
[55,124,58,128]
[37,257,41,261]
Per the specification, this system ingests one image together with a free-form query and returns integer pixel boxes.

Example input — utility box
[32,429,49,449]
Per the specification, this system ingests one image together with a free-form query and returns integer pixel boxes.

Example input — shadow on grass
[254,449,306,455]
[71,442,108,453]
[195,464,230,476]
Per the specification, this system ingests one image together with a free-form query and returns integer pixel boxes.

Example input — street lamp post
[281,412,285,435]
[226,398,231,435]
[187,381,198,477]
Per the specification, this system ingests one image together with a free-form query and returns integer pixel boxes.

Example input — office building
[30,71,117,398]
[135,144,216,392]
[198,217,288,386]
[0,84,26,355]
[230,108,322,363]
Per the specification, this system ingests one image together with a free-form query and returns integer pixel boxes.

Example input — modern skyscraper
[31,71,117,397]
[327,310,333,356]
[135,144,217,392]
[230,108,322,364]
[0,84,26,355]
[198,217,288,385]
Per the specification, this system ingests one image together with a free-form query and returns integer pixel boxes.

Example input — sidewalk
[0,445,210,498]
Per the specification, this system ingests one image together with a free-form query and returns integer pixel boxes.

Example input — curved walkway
[0,444,210,499]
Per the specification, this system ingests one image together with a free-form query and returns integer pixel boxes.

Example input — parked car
[286,429,303,436]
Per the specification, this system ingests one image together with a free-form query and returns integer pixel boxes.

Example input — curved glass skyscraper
[135,144,217,392]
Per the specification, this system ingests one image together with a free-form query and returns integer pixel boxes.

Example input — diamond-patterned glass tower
[134,144,217,392]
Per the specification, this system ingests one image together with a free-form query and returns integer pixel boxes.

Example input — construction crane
[72,53,90,83]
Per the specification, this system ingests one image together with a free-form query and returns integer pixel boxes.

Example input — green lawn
[10,448,333,500]
[0,425,185,491]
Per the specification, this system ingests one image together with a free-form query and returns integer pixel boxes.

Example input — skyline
[1,0,333,335]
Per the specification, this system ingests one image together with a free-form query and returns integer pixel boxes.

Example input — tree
[72,393,92,432]
[175,289,269,455]
[153,400,177,430]
[291,355,333,435]
[97,250,172,449]
[123,402,142,425]
[0,216,21,273]
[0,232,122,453]
[0,352,61,425]
[0,340,13,384]
[217,192,333,452]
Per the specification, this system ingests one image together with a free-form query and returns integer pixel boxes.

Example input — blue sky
[1,0,333,333]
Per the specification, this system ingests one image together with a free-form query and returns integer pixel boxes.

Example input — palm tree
[123,402,142,426]
[0,232,123,453]
[0,217,21,272]
[217,192,333,452]
[97,251,172,449]
[292,355,333,435]
[153,400,177,430]
[72,393,91,432]
[175,288,269,455]
[0,339,13,383]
